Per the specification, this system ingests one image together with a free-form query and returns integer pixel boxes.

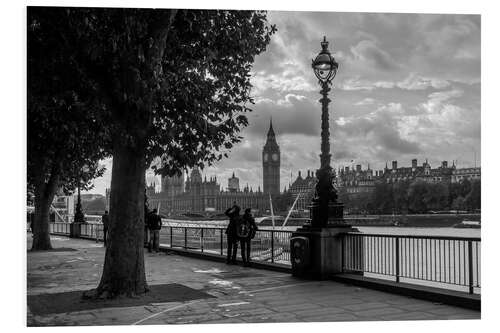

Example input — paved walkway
[27,236,480,326]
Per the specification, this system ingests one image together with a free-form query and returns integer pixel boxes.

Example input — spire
[267,117,275,138]
[232,171,235,178]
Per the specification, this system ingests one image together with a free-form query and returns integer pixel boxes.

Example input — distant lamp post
[310,36,344,227]
[73,165,89,224]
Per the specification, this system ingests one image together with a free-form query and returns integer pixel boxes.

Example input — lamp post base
[290,200,359,279]
[70,222,81,238]
[308,199,349,228]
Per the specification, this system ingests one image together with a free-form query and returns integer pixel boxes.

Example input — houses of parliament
[147,119,281,215]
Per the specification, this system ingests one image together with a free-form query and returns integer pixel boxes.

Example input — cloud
[248,94,320,137]
[335,102,421,156]
[354,97,376,106]
[350,40,400,71]
[397,72,450,90]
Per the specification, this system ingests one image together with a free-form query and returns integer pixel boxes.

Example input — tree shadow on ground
[28,283,214,316]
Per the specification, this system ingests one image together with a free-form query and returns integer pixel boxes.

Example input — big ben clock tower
[262,118,280,195]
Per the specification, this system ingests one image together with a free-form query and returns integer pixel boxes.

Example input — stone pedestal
[291,223,357,279]
[70,223,81,238]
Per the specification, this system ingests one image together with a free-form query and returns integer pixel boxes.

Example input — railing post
[468,240,474,294]
[170,227,173,248]
[395,236,400,283]
[184,227,187,249]
[271,231,275,263]
[341,234,345,272]
[220,228,223,255]
[201,228,204,253]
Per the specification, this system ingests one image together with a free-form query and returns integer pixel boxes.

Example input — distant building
[227,172,240,192]
[262,118,280,195]
[337,164,376,197]
[451,167,481,183]
[289,170,317,211]
[148,168,267,215]
[380,159,456,184]
[161,171,184,197]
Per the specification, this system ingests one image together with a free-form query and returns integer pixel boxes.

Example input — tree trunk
[95,143,148,297]
[31,181,57,251]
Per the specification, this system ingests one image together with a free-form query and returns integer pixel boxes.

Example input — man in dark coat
[224,203,240,264]
[148,208,162,253]
[102,210,109,247]
[240,208,258,266]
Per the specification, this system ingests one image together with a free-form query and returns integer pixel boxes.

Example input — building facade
[288,170,316,211]
[337,164,376,197]
[451,167,481,183]
[262,119,280,195]
[147,168,267,215]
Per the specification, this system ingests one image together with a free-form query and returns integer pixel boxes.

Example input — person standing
[148,208,162,253]
[102,210,109,247]
[224,203,240,264]
[240,208,258,267]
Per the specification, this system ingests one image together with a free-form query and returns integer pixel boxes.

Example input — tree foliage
[28,7,108,250]
[30,7,275,297]
[342,178,480,215]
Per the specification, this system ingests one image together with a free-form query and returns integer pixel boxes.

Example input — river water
[163,218,481,238]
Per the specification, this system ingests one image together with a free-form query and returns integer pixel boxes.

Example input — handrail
[345,232,480,242]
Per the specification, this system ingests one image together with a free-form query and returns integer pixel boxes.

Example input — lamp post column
[319,81,331,170]
[291,37,357,280]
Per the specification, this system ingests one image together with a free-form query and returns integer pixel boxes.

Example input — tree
[42,8,275,298]
[425,182,449,211]
[392,180,410,214]
[407,180,428,213]
[28,8,107,250]
[465,180,480,211]
[372,181,394,214]
[451,196,466,211]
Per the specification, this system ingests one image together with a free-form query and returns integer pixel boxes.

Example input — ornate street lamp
[309,36,345,227]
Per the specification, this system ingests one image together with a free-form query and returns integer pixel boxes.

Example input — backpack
[236,217,250,238]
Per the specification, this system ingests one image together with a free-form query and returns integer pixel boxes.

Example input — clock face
[272,153,278,161]
[263,153,268,162]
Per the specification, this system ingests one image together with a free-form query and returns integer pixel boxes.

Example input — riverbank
[255,214,481,228]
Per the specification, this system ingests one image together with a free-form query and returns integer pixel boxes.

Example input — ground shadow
[28,283,214,315]
[28,248,78,252]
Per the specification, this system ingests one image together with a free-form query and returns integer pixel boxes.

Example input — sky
[87,11,481,196]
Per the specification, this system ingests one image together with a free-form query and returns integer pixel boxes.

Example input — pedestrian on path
[239,208,258,266]
[102,210,109,247]
[148,208,162,253]
[224,202,240,264]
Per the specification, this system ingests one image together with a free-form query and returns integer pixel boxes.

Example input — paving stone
[356,307,405,317]
[303,313,360,322]
[273,302,322,312]
[341,302,392,311]
[292,306,346,317]
[380,311,441,321]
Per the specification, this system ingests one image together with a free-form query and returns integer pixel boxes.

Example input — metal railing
[49,222,71,235]
[159,226,292,265]
[342,233,481,294]
[47,223,481,294]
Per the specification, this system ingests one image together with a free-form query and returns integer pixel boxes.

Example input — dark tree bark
[31,187,55,250]
[31,166,60,251]
[94,143,148,297]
